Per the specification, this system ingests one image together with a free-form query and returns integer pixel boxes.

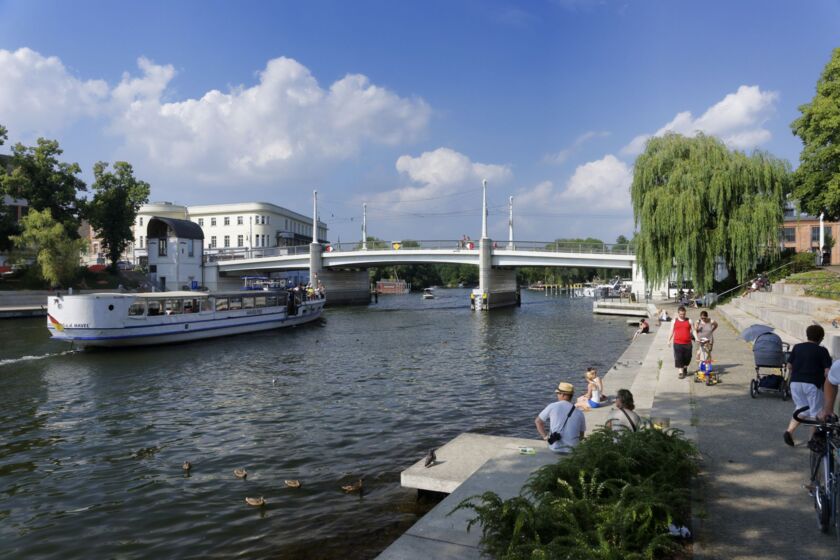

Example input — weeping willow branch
[631,133,789,293]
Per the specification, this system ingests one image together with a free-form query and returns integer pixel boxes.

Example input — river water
[0,289,633,559]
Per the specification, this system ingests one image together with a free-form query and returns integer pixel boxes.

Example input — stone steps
[752,288,840,321]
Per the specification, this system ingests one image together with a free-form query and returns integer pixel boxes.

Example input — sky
[0,0,838,245]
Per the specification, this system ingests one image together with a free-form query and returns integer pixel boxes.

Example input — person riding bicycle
[817,358,840,422]
[785,325,832,447]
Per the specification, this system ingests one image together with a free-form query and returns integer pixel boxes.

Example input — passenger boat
[422,287,435,300]
[46,287,325,348]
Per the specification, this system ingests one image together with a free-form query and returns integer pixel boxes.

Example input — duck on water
[45,281,325,349]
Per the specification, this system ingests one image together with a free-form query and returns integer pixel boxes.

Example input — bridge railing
[326,240,635,254]
[204,244,311,263]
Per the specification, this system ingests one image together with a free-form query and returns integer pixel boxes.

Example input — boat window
[266,295,278,307]
[199,298,211,312]
[254,296,267,308]
[165,299,183,315]
[243,297,255,309]
[215,298,229,311]
[229,297,243,310]
[128,301,146,316]
[147,300,164,316]
[184,299,204,313]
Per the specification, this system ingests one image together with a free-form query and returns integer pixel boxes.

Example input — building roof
[147,216,205,239]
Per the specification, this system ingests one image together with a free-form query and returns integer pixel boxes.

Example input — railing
[325,240,635,255]
[204,244,311,263]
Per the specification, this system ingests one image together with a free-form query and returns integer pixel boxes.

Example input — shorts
[674,343,692,368]
[791,382,824,418]
[588,399,602,408]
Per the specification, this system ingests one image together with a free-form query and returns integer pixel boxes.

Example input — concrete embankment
[380,290,840,559]
[0,290,122,319]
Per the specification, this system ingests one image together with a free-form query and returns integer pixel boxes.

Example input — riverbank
[380,296,839,559]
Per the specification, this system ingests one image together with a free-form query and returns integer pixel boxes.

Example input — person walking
[605,389,641,432]
[535,381,586,453]
[667,306,693,379]
[694,310,718,361]
[784,324,832,446]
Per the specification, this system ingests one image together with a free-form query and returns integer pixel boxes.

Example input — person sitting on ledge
[576,368,606,410]
[535,381,586,453]
[605,389,641,432]
[633,318,650,341]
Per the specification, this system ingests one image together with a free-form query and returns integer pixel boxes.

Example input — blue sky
[0,0,838,244]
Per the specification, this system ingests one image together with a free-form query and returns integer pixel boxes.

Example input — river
[0,289,634,559]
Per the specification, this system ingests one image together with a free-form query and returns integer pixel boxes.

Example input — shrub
[453,426,699,559]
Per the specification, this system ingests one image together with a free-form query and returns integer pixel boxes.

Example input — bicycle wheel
[813,449,832,532]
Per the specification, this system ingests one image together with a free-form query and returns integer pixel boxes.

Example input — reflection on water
[0,289,633,558]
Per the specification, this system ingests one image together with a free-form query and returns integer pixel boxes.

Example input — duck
[342,479,363,493]
[245,496,266,507]
[234,468,248,479]
[284,479,302,488]
[182,461,192,472]
[424,449,437,468]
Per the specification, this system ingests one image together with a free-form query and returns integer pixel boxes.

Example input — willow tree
[631,133,788,293]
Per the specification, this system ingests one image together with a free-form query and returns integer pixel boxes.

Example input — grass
[785,270,840,301]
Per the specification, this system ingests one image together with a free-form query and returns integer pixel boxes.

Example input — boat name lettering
[68,323,89,328]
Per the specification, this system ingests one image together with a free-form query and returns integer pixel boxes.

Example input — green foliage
[453,426,699,559]
[632,133,788,293]
[0,137,87,236]
[791,48,840,220]
[11,209,85,287]
[790,252,817,273]
[86,161,150,270]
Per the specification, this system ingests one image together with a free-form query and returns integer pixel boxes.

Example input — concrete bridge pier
[310,242,371,305]
[471,237,520,310]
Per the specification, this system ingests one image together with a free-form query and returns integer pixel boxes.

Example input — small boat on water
[46,282,325,349]
[422,287,435,300]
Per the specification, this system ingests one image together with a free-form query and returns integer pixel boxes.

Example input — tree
[791,48,840,219]
[631,133,788,293]
[86,161,150,270]
[11,209,86,287]
[1,137,87,237]
[0,125,18,251]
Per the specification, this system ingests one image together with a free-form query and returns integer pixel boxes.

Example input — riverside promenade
[380,296,839,559]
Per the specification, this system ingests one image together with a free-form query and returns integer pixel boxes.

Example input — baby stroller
[694,338,718,385]
[749,332,791,399]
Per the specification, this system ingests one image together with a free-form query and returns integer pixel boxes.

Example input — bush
[790,251,817,273]
[453,426,699,559]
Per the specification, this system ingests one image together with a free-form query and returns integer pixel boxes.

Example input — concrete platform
[0,305,46,318]
[401,433,546,494]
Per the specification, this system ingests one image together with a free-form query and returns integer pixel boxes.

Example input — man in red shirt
[667,306,693,379]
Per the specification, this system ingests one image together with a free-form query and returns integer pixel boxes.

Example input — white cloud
[0,48,108,135]
[0,48,431,186]
[544,130,610,165]
[365,147,512,212]
[621,85,779,156]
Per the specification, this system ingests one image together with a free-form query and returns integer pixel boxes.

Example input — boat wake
[0,349,79,367]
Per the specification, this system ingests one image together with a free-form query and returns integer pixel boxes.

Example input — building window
[237,216,243,225]
[198,218,204,227]
[224,235,230,248]
[139,217,144,226]
[812,226,833,244]
[210,236,217,248]
[782,227,795,243]
[140,236,144,248]
[266,216,270,225]
[211,217,217,227]
[188,239,194,257]
[237,234,244,247]
[224,216,230,226]
[158,239,167,257]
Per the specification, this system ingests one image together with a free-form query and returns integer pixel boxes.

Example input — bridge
[201,184,645,309]
[202,240,643,309]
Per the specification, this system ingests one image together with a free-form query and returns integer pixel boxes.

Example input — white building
[146,217,204,291]
[130,201,328,264]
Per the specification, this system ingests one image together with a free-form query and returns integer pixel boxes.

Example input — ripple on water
[0,291,633,559]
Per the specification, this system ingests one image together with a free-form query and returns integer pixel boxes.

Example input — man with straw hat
[535,381,586,453]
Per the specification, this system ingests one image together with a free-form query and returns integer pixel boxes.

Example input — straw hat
[555,382,574,395]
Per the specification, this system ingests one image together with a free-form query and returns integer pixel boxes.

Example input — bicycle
[794,406,840,537]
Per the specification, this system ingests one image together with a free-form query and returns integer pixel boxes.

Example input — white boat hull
[47,292,324,348]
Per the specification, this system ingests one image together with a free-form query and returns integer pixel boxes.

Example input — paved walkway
[692,309,837,559]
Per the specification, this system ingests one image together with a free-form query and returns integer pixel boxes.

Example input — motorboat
[422,287,435,300]
[46,285,324,349]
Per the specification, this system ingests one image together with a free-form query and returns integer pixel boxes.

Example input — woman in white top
[576,368,606,410]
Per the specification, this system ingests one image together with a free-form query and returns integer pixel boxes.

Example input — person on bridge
[535,382,586,453]
[667,306,693,379]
